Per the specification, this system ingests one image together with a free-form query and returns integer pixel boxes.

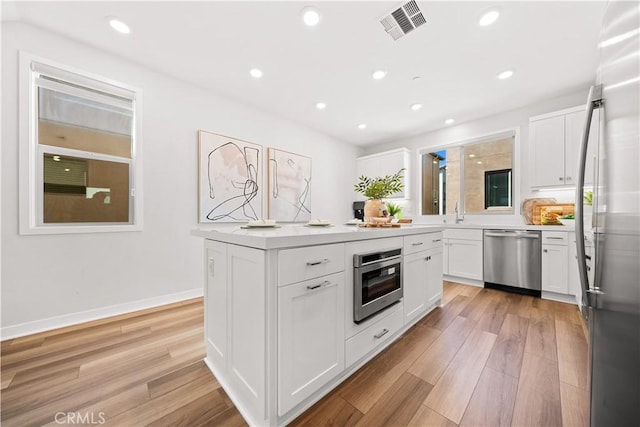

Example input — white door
[425,248,443,306]
[530,115,566,187]
[542,244,569,294]
[278,272,345,415]
[403,251,428,322]
[448,239,483,280]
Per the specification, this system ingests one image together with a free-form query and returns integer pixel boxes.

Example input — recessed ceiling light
[64,168,70,172]
[358,124,367,129]
[411,103,423,111]
[476,161,483,165]
[315,102,326,110]
[301,6,321,27]
[372,70,387,80]
[497,69,514,80]
[249,68,263,79]
[108,17,131,34]
[445,118,455,125]
[469,154,476,158]
[53,155,61,161]
[479,9,500,27]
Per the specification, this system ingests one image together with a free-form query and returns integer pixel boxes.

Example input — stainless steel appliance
[575,2,640,425]
[483,230,541,297]
[353,201,365,221]
[353,248,402,323]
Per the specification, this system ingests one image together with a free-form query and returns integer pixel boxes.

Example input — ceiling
[2,1,606,146]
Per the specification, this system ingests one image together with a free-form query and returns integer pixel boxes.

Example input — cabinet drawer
[443,228,483,241]
[345,305,403,367]
[404,232,443,255]
[542,231,568,245]
[278,243,345,286]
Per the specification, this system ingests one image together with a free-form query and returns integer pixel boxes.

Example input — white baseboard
[444,275,484,287]
[1,288,203,340]
[542,291,578,305]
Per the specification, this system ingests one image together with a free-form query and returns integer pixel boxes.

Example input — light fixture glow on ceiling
[108,18,131,34]
[315,102,326,110]
[497,69,514,80]
[249,68,263,79]
[476,161,483,165]
[411,103,423,111]
[358,124,367,129]
[445,118,455,125]
[64,168,71,172]
[479,10,500,26]
[469,154,476,158]
[301,6,321,27]
[53,155,61,161]
[372,70,387,80]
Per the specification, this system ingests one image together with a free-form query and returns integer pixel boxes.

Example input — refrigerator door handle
[575,84,603,300]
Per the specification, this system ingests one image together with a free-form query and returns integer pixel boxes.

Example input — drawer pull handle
[425,256,431,261]
[543,249,548,253]
[412,242,424,246]
[432,239,441,243]
[306,281,330,290]
[546,237,564,240]
[306,259,330,266]
[374,329,389,339]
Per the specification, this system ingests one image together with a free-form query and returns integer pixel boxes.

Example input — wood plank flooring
[1,282,589,427]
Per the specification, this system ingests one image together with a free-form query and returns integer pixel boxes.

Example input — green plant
[584,190,593,206]
[386,202,403,219]
[354,168,405,200]
[561,214,575,219]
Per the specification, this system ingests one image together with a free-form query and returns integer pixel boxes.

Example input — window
[19,53,142,234]
[419,131,516,216]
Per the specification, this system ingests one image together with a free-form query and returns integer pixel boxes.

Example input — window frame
[416,127,520,218]
[19,52,143,234]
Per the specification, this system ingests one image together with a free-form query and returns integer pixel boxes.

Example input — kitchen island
[191,224,444,426]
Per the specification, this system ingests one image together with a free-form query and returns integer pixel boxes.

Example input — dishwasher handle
[484,231,540,238]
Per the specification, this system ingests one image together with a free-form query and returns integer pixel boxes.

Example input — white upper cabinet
[356,148,410,199]
[530,106,599,188]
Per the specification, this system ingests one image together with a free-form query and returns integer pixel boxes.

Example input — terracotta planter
[364,199,389,222]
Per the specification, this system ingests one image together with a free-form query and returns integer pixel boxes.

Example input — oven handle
[355,257,401,273]
[357,254,402,268]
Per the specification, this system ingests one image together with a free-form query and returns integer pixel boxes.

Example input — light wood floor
[1,282,589,426]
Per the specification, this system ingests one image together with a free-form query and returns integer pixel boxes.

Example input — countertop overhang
[191,224,445,249]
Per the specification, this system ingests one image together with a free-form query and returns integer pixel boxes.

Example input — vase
[364,199,389,222]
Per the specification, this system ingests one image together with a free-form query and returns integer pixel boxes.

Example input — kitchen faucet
[454,201,464,224]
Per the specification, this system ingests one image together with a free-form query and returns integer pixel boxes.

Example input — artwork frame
[268,148,312,222]
[198,130,262,223]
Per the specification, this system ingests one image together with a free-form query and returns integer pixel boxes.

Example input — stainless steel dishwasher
[483,230,541,296]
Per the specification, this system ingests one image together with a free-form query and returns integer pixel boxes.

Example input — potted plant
[354,169,405,221]
[386,202,403,221]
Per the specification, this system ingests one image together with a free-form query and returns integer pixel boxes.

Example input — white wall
[361,90,590,224]
[1,22,361,337]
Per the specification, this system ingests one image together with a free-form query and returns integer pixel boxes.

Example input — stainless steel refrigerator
[575,1,640,425]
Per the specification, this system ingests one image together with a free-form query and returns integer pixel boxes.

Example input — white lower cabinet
[403,247,443,323]
[205,241,228,372]
[345,305,404,367]
[542,240,569,294]
[277,272,345,415]
[442,229,483,281]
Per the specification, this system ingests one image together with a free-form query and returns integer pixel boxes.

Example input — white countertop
[439,222,575,231]
[191,224,445,249]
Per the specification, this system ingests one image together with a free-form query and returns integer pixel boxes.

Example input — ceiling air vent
[380,0,427,41]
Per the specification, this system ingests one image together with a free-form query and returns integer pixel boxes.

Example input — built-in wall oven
[353,248,403,323]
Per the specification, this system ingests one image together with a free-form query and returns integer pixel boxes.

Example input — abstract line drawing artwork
[198,130,262,223]
[268,148,311,222]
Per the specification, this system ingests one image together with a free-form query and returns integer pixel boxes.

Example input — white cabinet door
[403,251,428,323]
[356,148,409,199]
[530,115,566,187]
[278,272,345,415]
[356,157,381,180]
[448,239,483,280]
[442,238,450,275]
[425,247,443,307]
[542,244,569,294]
[564,110,586,186]
[205,241,227,372]
[568,233,582,305]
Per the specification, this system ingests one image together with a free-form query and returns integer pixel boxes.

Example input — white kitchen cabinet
[442,229,483,281]
[356,148,410,199]
[278,272,345,415]
[205,241,228,373]
[568,232,583,306]
[530,106,599,188]
[541,231,569,294]
[403,234,443,323]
